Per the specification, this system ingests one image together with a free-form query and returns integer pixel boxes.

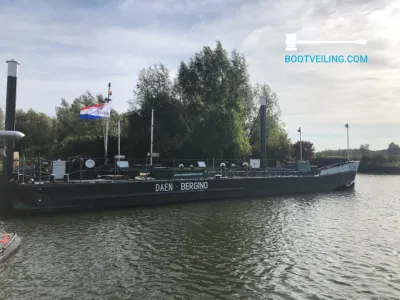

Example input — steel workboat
[1,159,359,215]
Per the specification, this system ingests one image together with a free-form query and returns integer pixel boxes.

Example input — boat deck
[13,162,360,186]
[24,172,323,185]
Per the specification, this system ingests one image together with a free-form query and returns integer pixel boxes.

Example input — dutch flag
[80,103,111,120]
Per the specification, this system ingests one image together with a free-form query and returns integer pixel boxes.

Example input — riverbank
[358,164,400,174]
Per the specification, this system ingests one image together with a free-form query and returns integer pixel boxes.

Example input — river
[0,174,399,299]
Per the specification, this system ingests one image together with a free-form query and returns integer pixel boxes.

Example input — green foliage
[388,142,400,156]
[292,140,315,160]
[11,41,295,161]
[15,108,56,156]
[318,142,400,167]
[176,41,253,158]
[53,135,104,158]
[126,63,188,157]
[388,154,400,163]
[248,84,292,159]
[371,153,388,164]
[0,107,4,130]
[317,149,362,160]
[124,41,292,160]
[54,91,121,141]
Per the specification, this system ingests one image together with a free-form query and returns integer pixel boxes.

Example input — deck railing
[12,156,336,184]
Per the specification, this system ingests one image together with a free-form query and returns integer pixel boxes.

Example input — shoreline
[358,164,400,175]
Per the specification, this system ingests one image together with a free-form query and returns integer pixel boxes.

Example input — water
[1,174,400,300]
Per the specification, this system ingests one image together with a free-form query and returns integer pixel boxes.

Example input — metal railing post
[114,158,117,183]
[17,157,20,178]
[80,157,82,183]
[22,156,25,183]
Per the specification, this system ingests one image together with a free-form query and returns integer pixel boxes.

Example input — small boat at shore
[0,230,21,263]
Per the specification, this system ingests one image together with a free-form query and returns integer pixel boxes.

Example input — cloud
[0,0,399,150]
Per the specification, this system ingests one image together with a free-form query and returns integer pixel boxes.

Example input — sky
[0,0,399,151]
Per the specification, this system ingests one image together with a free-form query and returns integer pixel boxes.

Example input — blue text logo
[284,55,368,64]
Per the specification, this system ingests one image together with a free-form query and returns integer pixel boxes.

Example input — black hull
[1,171,357,215]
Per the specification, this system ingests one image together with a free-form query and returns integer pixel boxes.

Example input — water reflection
[1,176,400,299]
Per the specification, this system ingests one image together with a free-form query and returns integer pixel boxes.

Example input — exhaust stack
[260,97,267,168]
[2,59,20,181]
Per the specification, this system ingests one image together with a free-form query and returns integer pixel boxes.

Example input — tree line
[0,41,317,163]
[317,142,400,166]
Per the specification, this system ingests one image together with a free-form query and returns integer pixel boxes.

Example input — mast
[150,108,154,166]
[117,119,121,165]
[298,127,302,161]
[103,82,111,164]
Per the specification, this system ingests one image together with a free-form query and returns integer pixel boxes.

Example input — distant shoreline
[312,158,400,175]
[358,164,400,175]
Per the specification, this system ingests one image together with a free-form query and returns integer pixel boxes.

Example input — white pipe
[0,130,25,139]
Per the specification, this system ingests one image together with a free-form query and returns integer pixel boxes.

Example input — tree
[292,140,315,160]
[126,63,187,157]
[316,148,363,160]
[15,108,56,157]
[388,142,400,156]
[1,41,293,162]
[54,92,122,158]
[248,83,292,160]
[371,153,388,165]
[359,144,371,158]
[55,92,102,141]
[360,155,371,164]
[177,41,253,158]
[386,142,400,162]
[0,107,4,130]
[0,107,4,149]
